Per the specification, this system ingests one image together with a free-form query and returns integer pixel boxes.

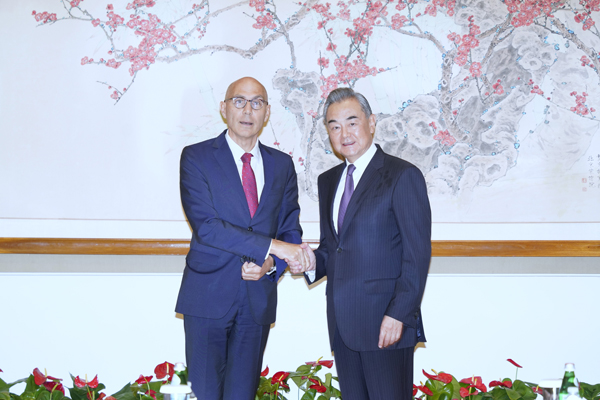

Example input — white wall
[1,256,599,398]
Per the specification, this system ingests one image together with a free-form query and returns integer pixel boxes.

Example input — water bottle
[160,363,191,400]
[558,363,579,400]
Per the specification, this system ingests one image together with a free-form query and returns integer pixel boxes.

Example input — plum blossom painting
[1,0,599,239]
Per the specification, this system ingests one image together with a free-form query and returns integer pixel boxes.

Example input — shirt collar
[225,130,261,162]
[348,142,377,172]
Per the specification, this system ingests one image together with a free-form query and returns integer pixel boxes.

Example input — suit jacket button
[240,257,246,263]
[247,227,253,231]
[337,247,342,253]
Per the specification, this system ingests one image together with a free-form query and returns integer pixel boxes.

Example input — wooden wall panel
[1,238,599,257]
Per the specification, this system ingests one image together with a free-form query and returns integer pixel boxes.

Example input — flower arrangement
[413,360,600,400]
[2,360,600,400]
[256,358,341,400]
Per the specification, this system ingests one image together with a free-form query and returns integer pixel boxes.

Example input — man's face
[220,77,270,146]
[326,98,376,163]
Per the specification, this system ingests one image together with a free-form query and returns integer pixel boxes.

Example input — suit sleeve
[180,146,272,264]
[385,166,431,327]
[305,174,329,284]
[270,156,303,281]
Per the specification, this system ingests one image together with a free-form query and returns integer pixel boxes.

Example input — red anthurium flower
[423,370,453,384]
[271,372,290,389]
[417,384,433,396]
[74,376,86,388]
[154,362,175,380]
[34,368,47,386]
[507,359,522,368]
[145,390,157,400]
[74,375,99,389]
[532,386,543,394]
[308,378,327,393]
[490,380,512,388]
[305,360,334,368]
[98,393,106,400]
[0,368,3,372]
[135,375,153,385]
[459,377,487,393]
[413,384,418,396]
[260,366,269,377]
[460,387,476,397]
[43,381,65,394]
[33,369,62,386]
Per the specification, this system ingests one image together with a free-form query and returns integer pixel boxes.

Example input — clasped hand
[270,240,315,274]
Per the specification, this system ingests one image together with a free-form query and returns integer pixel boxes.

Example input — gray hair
[323,87,373,122]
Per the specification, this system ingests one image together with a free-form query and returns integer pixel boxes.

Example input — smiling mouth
[240,121,253,126]
[342,141,355,146]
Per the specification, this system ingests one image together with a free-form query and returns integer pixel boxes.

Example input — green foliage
[580,382,600,400]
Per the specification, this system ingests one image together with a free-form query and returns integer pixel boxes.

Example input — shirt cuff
[305,269,316,282]
[265,240,273,260]
[265,255,277,276]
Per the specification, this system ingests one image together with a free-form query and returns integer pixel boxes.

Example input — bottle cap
[564,363,575,371]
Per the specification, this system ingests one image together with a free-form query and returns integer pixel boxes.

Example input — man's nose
[242,102,253,114]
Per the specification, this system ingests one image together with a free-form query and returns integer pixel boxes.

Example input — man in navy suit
[176,77,307,400]
[297,88,431,400]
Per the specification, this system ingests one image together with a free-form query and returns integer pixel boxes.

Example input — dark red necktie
[241,153,259,218]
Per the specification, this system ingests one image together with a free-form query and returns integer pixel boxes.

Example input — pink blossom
[326,42,337,52]
[110,90,119,100]
[469,62,482,77]
[493,80,504,95]
[250,0,266,12]
[253,12,276,30]
[92,18,100,27]
[318,57,330,68]
[425,4,437,16]
[391,14,409,30]
[106,58,121,69]
[434,129,457,146]
[107,4,113,10]
[70,0,82,7]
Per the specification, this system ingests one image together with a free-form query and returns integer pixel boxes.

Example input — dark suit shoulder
[318,162,345,182]
[379,149,425,176]
[181,131,225,157]
[259,142,294,165]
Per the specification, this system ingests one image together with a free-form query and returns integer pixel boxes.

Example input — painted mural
[7,0,600,229]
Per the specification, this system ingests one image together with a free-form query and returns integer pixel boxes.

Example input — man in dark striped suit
[297,87,432,400]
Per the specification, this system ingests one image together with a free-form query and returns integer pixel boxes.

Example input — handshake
[270,240,316,274]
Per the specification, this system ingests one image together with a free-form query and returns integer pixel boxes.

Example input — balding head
[225,77,268,103]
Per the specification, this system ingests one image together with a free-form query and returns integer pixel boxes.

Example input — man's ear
[219,101,227,120]
[369,113,376,135]
[263,104,271,125]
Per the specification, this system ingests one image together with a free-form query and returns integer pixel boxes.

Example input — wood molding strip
[1,238,599,257]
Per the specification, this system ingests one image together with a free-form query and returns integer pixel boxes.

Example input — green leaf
[295,366,311,375]
[109,383,138,400]
[1,391,11,400]
[300,389,316,400]
[504,387,523,400]
[580,383,600,400]
[324,373,332,388]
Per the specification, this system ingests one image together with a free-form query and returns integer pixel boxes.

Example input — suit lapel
[338,147,385,238]
[325,164,345,240]
[255,143,274,218]
[212,131,251,220]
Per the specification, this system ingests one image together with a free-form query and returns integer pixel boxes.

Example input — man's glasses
[225,97,268,110]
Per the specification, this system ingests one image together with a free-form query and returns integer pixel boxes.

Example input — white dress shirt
[225,131,273,263]
[225,131,265,201]
[332,143,377,233]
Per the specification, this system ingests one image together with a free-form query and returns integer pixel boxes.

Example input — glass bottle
[558,363,579,400]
